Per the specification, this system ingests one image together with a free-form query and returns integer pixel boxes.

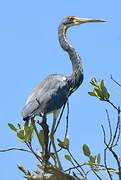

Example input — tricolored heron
[20,16,105,166]
[21,16,105,121]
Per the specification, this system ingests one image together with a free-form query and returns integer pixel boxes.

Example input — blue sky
[0,0,121,179]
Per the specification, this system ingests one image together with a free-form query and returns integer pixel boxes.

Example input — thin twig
[105,109,112,147]
[98,170,109,180]
[108,147,121,180]
[65,163,108,172]
[104,148,113,180]
[17,164,32,176]
[65,163,87,172]
[69,157,81,175]
[92,169,102,180]
[85,168,92,176]
[105,99,120,112]
[102,106,121,180]
[68,149,85,177]
[101,125,113,180]
[113,106,121,147]
[25,142,42,163]
[110,75,121,87]
[65,100,69,138]
[0,147,31,153]
[0,145,43,165]
[111,107,120,147]
[101,125,107,146]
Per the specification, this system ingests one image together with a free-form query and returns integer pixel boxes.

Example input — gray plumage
[21,16,105,120]
[21,74,74,119]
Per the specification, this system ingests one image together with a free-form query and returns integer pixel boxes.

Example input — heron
[20,16,105,166]
[21,16,105,121]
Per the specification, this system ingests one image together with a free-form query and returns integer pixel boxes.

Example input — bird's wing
[21,74,70,120]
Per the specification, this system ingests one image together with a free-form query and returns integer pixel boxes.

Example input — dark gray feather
[21,74,71,119]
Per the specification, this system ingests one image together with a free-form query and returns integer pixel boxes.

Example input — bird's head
[61,16,106,28]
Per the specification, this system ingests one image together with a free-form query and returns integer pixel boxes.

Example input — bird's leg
[49,109,60,151]
[51,109,60,136]
[31,117,44,152]
[40,113,49,164]
[49,110,62,169]
[49,131,62,170]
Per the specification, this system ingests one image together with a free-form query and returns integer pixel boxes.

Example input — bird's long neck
[58,24,84,91]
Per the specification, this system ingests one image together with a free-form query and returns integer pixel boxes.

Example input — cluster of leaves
[88,78,110,101]
[6,77,121,180]
[57,136,72,162]
[82,144,100,165]
[8,122,34,143]
[57,136,69,150]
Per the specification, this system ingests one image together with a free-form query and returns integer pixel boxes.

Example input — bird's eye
[70,17,75,22]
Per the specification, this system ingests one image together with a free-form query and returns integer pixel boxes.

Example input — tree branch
[0,147,31,153]
[110,75,121,87]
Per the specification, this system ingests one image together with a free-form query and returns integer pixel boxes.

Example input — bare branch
[105,99,120,112]
[17,164,32,176]
[102,106,121,179]
[105,109,112,147]
[104,148,113,180]
[98,170,109,180]
[65,163,87,172]
[113,106,121,147]
[68,149,85,178]
[101,125,107,146]
[25,142,43,164]
[92,169,102,180]
[110,75,121,87]
[0,147,31,153]
[111,108,120,147]
[108,147,121,180]
[101,125,113,179]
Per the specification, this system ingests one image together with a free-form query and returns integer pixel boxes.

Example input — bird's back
[21,74,72,120]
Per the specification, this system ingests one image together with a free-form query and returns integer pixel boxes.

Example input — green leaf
[8,123,17,132]
[82,144,91,157]
[100,80,105,90]
[64,136,69,149]
[90,78,99,87]
[39,130,44,150]
[94,88,104,100]
[17,129,25,142]
[88,91,97,97]
[64,154,71,162]
[97,153,101,164]
[57,138,66,149]
[107,167,117,173]
[93,155,97,164]
[24,122,33,142]
[89,155,95,163]
[89,78,110,101]
[17,123,21,129]
[100,80,110,99]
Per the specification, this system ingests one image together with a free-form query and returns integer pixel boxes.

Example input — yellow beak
[73,17,106,24]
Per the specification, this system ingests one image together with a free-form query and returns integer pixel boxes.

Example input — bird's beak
[73,17,106,24]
